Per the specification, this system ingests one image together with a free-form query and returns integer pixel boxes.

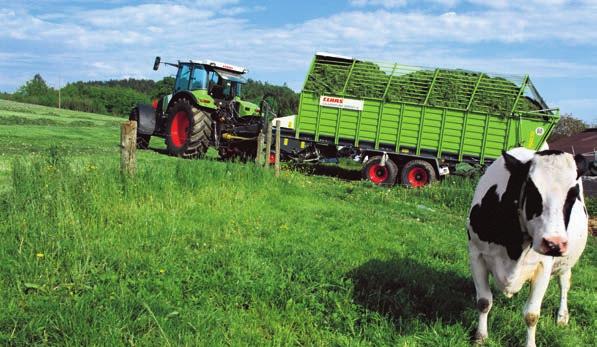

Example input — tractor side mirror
[153,56,161,71]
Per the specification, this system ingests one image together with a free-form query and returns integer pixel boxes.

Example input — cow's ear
[502,150,523,173]
[574,154,588,179]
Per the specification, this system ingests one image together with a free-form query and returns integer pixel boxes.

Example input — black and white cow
[467,148,589,347]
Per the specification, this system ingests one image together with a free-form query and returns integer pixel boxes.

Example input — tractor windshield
[190,65,207,90]
[208,69,245,100]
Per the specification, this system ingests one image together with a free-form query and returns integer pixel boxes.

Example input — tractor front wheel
[129,107,151,149]
[165,98,212,158]
[362,156,398,186]
[401,160,436,188]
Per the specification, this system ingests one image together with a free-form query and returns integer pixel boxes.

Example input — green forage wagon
[275,53,559,187]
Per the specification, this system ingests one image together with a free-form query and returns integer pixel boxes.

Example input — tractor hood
[236,98,259,117]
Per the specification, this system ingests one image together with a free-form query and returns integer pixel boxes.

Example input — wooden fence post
[121,121,137,175]
[264,122,273,168]
[255,132,265,165]
[275,120,281,177]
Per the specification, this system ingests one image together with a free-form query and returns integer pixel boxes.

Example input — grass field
[0,99,595,346]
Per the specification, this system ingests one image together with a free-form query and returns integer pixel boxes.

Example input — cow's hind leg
[557,269,571,326]
[523,263,552,347]
[470,255,492,343]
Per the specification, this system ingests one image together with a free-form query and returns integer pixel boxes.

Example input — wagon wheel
[362,156,398,186]
[401,160,437,188]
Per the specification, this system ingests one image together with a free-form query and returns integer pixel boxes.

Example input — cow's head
[503,150,587,257]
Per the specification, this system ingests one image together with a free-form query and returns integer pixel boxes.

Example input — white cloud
[349,0,408,7]
[0,0,596,96]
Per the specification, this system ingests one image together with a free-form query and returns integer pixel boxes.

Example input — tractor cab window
[222,81,241,99]
[190,65,207,90]
[207,71,226,99]
[175,64,191,92]
[208,69,245,100]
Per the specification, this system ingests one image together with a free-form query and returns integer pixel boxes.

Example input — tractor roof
[215,69,247,83]
[188,59,247,74]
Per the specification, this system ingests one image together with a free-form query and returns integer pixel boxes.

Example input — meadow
[0,99,595,346]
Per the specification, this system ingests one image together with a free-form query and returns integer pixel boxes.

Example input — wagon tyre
[362,156,398,186]
[165,98,212,158]
[401,160,437,188]
[129,107,151,149]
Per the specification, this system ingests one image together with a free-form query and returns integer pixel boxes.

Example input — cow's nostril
[542,239,555,249]
[541,237,567,256]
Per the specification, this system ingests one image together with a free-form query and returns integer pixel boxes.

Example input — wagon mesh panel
[304,55,550,117]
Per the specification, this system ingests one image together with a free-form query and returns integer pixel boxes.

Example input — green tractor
[130,56,265,159]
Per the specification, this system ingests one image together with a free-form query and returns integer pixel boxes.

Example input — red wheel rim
[171,111,189,148]
[368,164,389,184]
[407,167,429,187]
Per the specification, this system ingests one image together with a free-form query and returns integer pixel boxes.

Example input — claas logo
[322,97,343,104]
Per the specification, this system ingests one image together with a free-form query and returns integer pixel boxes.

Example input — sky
[0,0,596,124]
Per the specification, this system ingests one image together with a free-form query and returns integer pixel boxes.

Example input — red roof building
[549,128,597,159]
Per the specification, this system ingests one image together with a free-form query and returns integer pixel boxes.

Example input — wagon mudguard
[137,103,157,135]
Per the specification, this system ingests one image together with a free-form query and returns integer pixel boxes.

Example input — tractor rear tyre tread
[129,107,151,149]
[165,98,212,158]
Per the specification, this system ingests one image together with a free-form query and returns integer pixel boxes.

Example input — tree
[242,79,299,117]
[13,74,58,107]
[549,114,588,141]
[16,74,49,96]
[150,77,175,99]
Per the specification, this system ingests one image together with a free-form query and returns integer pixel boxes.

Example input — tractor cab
[173,60,247,101]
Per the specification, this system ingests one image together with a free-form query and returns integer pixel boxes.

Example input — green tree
[549,114,587,141]
[150,77,175,99]
[242,79,299,117]
[13,74,58,107]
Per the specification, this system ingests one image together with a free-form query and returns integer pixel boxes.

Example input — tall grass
[1,152,595,346]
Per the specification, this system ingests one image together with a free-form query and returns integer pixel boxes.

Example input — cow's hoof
[473,331,487,344]
[557,310,569,326]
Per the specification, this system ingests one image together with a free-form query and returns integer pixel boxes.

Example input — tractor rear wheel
[129,107,151,149]
[401,160,436,188]
[165,98,212,158]
[362,156,398,186]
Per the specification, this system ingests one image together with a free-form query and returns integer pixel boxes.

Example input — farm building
[548,128,597,160]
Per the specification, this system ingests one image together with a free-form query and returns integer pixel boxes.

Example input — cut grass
[0,99,595,346]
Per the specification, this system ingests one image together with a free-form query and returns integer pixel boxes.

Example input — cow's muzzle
[541,236,568,257]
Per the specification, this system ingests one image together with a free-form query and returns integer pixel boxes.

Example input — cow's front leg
[557,269,571,326]
[470,254,492,343]
[523,262,553,347]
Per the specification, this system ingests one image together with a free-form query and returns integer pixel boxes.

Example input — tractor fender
[136,103,157,135]
[167,91,198,111]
